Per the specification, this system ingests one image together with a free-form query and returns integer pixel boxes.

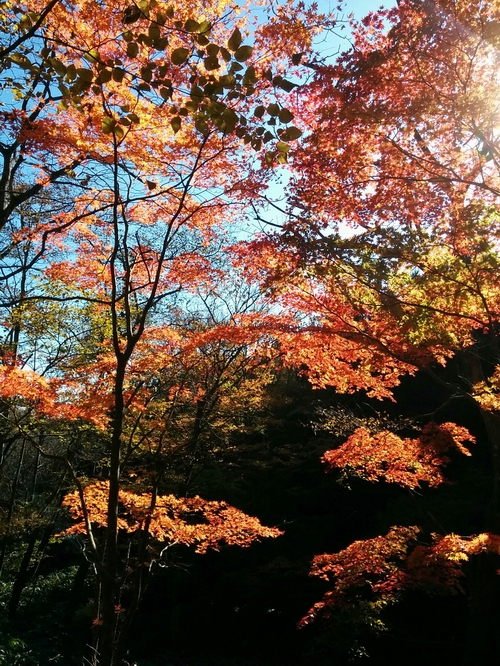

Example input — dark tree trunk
[67,556,92,621]
[8,529,38,621]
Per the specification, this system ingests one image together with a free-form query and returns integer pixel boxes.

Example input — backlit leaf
[234,45,253,62]
[227,27,242,51]
[171,47,189,65]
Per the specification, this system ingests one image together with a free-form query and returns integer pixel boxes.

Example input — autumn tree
[0,0,335,664]
[236,0,500,659]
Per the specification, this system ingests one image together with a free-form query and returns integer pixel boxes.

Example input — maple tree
[233,0,500,658]
[0,0,335,664]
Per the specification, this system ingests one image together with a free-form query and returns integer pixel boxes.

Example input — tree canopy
[3,0,500,663]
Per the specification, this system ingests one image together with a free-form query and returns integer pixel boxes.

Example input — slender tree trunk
[0,439,25,576]
[66,556,91,621]
[95,361,126,666]
[8,528,38,620]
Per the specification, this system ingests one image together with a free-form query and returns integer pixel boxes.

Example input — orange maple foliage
[62,480,281,554]
[323,422,474,489]
[301,526,500,630]
[300,526,420,627]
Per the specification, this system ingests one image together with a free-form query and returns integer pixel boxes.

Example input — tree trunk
[94,361,126,666]
[66,556,91,622]
[8,529,38,620]
[0,439,25,576]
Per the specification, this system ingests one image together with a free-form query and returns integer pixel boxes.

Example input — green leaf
[65,64,77,82]
[128,112,140,123]
[204,56,220,71]
[277,152,288,164]
[10,53,32,69]
[227,27,242,52]
[19,14,32,31]
[282,126,302,141]
[195,118,209,135]
[234,45,253,62]
[149,24,161,40]
[76,68,94,82]
[267,103,280,116]
[219,74,236,88]
[114,125,125,139]
[123,4,142,24]
[170,116,181,133]
[49,58,67,76]
[127,42,139,58]
[84,49,100,63]
[171,47,189,65]
[273,76,297,92]
[198,20,211,34]
[102,117,116,134]
[206,43,219,56]
[154,36,169,50]
[184,19,199,32]
[277,141,290,153]
[112,67,125,82]
[278,108,294,123]
[220,47,231,63]
[265,151,275,165]
[96,68,112,84]
[221,108,238,133]
[141,66,153,82]
[138,33,153,47]
[190,85,204,100]
[122,30,134,42]
[243,65,256,86]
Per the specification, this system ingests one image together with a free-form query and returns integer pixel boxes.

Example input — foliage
[0,0,335,663]
[323,421,474,489]
[61,480,282,554]
[233,0,500,656]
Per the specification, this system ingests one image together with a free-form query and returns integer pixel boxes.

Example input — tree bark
[96,361,127,666]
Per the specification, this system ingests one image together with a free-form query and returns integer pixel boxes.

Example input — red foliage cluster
[62,481,281,554]
[323,422,474,489]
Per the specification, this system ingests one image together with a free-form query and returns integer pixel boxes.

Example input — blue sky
[313,0,397,62]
